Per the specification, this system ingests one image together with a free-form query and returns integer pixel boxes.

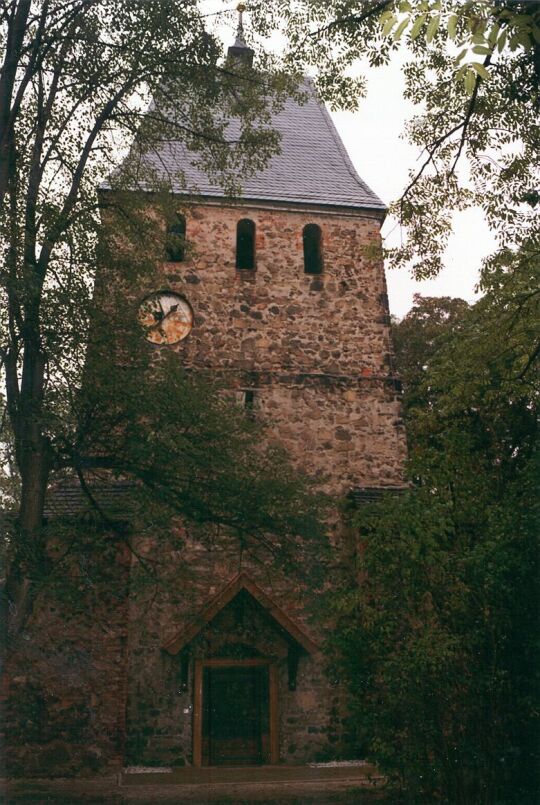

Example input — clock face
[137,292,193,345]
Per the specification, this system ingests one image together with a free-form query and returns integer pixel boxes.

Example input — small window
[303,224,323,275]
[243,389,255,409]
[234,389,256,411]
[236,219,255,270]
[165,214,186,262]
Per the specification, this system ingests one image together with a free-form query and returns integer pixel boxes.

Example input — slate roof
[41,480,405,520]
[349,486,407,506]
[120,80,385,213]
[44,480,135,520]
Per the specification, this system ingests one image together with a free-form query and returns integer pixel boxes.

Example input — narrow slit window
[303,224,323,275]
[166,214,186,262]
[236,219,256,270]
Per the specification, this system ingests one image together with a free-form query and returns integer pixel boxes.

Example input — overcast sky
[204,2,496,317]
[332,57,495,317]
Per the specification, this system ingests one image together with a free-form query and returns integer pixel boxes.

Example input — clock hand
[147,305,181,332]
[152,299,165,323]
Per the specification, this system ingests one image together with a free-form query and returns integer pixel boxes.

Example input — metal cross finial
[236,3,247,44]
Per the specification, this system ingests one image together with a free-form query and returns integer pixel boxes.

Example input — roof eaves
[100,183,386,215]
[316,99,386,212]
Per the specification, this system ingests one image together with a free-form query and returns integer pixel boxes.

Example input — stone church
[6,21,406,776]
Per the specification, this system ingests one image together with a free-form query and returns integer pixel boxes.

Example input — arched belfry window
[165,214,186,262]
[236,219,256,270]
[303,224,323,275]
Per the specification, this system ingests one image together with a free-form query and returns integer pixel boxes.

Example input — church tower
[112,21,407,769]
[2,11,408,780]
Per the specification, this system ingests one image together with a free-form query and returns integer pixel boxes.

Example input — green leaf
[454,48,467,65]
[410,13,427,40]
[515,31,534,50]
[382,14,398,37]
[393,18,410,41]
[497,29,507,52]
[472,45,491,55]
[470,62,490,81]
[464,68,476,95]
[398,0,412,11]
[508,33,519,51]
[487,22,500,47]
[426,14,440,43]
[447,14,458,40]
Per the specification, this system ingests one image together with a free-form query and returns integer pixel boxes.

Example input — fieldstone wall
[129,200,406,493]
[120,200,406,767]
[124,537,352,768]
[5,199,406,775]
[4,535,129,777]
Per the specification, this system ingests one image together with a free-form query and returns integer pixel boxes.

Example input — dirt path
[3,777,391,804]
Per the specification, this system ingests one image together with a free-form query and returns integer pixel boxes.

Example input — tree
[253,0,539,276]
[0,0,303,639]
[330,254,539,802]
[391,294,471,413]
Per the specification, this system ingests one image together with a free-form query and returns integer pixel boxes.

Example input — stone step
[121,763,383,787]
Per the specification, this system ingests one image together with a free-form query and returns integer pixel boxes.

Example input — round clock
[137,291,193,345]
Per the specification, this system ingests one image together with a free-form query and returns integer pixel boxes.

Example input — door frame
[193,658,279,767]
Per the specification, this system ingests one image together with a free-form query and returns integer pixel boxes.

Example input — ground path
[3,764,392,804]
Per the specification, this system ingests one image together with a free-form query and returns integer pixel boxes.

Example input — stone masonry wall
[5,199,405,776]
[121,199,406,767]
[5,537,129,777]
[133,200,407,493]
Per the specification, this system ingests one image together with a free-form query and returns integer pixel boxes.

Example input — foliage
[331,252,539,802]
[252,0,540,277]
[8,351,327,621]
[0,0,303,637]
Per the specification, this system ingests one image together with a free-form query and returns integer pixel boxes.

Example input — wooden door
[202,665,269,766]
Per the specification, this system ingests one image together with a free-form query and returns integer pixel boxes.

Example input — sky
[203,1,496,318]
[332,57,495,317]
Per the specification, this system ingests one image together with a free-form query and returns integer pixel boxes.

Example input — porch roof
[162,572,318,656]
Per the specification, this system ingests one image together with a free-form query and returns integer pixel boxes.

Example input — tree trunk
[5,346,50,642]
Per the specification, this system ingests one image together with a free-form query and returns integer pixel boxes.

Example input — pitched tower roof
[141,79,385,213]
[111,8,385,214]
